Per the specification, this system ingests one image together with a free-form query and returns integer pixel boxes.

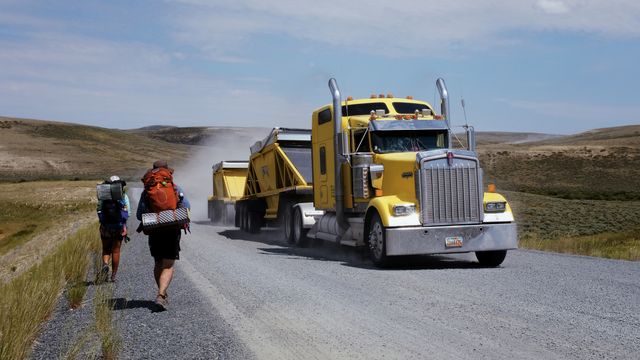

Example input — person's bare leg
[110,240,122,280]
[102,254,111,266]
[158,259,175,296]
[154,259,162,288]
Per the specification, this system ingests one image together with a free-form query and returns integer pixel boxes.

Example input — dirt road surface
[109,221,639,359]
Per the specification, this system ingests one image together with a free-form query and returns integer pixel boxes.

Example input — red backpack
[141,167,179,212]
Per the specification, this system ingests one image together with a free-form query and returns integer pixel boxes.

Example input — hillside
[0,117,192,182]
[479,125,640,200]
[128,126,269,145]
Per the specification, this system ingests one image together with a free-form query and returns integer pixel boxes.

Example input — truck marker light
[487,183,496,193]
[434,114,444,120]
[347,96,353,101]
[371,94,377,98]
[375,189,383,197]
[378,93,385,98]
[406,96,413,99]
[387,93,394,98]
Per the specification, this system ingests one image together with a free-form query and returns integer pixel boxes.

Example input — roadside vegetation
[0,223,100,359]
[0,181,95,256]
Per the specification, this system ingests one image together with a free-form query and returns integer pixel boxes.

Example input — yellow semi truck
[235,78,517,267]
[208,160,249,225]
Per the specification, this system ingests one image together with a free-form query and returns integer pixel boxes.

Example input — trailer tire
[282,202,294,243]
[248,211,262,233]
[367,212,390,267]
[241,204,249,232]
[225,203,236,226]
[292,207,309,247]
[476,250,507,267]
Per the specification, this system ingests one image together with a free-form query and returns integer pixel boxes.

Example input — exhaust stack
[328,78,345,231]
[436,78,452,148]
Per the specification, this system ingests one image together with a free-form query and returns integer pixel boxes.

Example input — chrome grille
[419,159,482,225]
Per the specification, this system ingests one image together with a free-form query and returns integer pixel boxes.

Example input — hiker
[97,175,130,283]
[136,160,190,311]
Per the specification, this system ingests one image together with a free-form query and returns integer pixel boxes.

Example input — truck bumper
[385,223,517,256]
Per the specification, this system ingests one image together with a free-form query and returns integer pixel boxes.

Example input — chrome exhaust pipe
[436,78,452,148]
[328,78,345,230]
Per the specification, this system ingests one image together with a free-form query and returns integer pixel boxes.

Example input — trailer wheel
[241,204,249,231]
[367,212,389,267]
[282,202,294,243]
[476,250,507,267]
[292,207,309,247]
[225,203,236,226]
[248,211,262,233]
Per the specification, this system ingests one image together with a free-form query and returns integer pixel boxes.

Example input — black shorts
[148,229,181,261]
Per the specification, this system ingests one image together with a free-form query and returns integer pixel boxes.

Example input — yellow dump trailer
[235,128,323,242]
[208,160,249,225]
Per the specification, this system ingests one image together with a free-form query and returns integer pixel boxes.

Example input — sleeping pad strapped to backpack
[142,167,179,212]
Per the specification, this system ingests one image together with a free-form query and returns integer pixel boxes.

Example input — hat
[109,175,121,182]
[153,160,169,169]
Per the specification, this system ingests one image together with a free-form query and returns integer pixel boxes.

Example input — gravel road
[34,216,638,359]
[172,222,639,360]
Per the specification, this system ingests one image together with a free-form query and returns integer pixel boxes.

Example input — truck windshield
[371,130,447,153]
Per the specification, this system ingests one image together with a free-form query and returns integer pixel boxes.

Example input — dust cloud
[171,127,267,221]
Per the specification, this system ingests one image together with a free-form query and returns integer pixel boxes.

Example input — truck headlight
[393,204,415,216]
[484,201,506,213]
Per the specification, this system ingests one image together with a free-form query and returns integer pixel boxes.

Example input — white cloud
[536,0,570,15]
[0,30,308,128]
[170,0,640,58]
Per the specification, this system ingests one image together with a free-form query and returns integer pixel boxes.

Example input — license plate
[445,236,463,248]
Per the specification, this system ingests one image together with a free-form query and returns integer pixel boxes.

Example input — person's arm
[97,200,105,223]
[176,185,191,209]
[121,194,130,221]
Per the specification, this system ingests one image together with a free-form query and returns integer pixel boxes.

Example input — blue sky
[0,0,639,134]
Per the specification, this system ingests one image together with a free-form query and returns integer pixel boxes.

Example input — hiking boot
[155,294,168,311]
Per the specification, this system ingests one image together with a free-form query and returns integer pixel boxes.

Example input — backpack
[142,167,179,212]
[101,199,123,225]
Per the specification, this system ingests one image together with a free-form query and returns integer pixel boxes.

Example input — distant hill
[128,126,269,145]
[0,117,192,182]
[475,131,561,145]
[479,125,640,200]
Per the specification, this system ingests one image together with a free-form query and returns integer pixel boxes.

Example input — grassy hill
[0,117,193,182]
[478,125,640,201]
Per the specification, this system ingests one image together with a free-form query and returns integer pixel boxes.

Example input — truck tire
[476,250,507,267]
[225,203,236,226]
[292,207,309,247]
[235,203,241,228]
[248,210,262,233]
[241,204,249,231]
[367,212,390,267]
[282,202,294,243]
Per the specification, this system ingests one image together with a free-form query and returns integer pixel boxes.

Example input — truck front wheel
[476,250,507,267]
[282,202,294,243]
[367,213,389,267]
[292,207,309,247]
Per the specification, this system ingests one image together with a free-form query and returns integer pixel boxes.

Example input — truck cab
[308,79,517,267]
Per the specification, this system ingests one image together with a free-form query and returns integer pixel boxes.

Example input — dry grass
[520,229,640,261]
[94,284,121,360]
[0,181,96,256]
[0,222,100,359]
[0,116,191,181]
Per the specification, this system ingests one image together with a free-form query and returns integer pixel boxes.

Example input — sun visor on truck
[369,120,449,131]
